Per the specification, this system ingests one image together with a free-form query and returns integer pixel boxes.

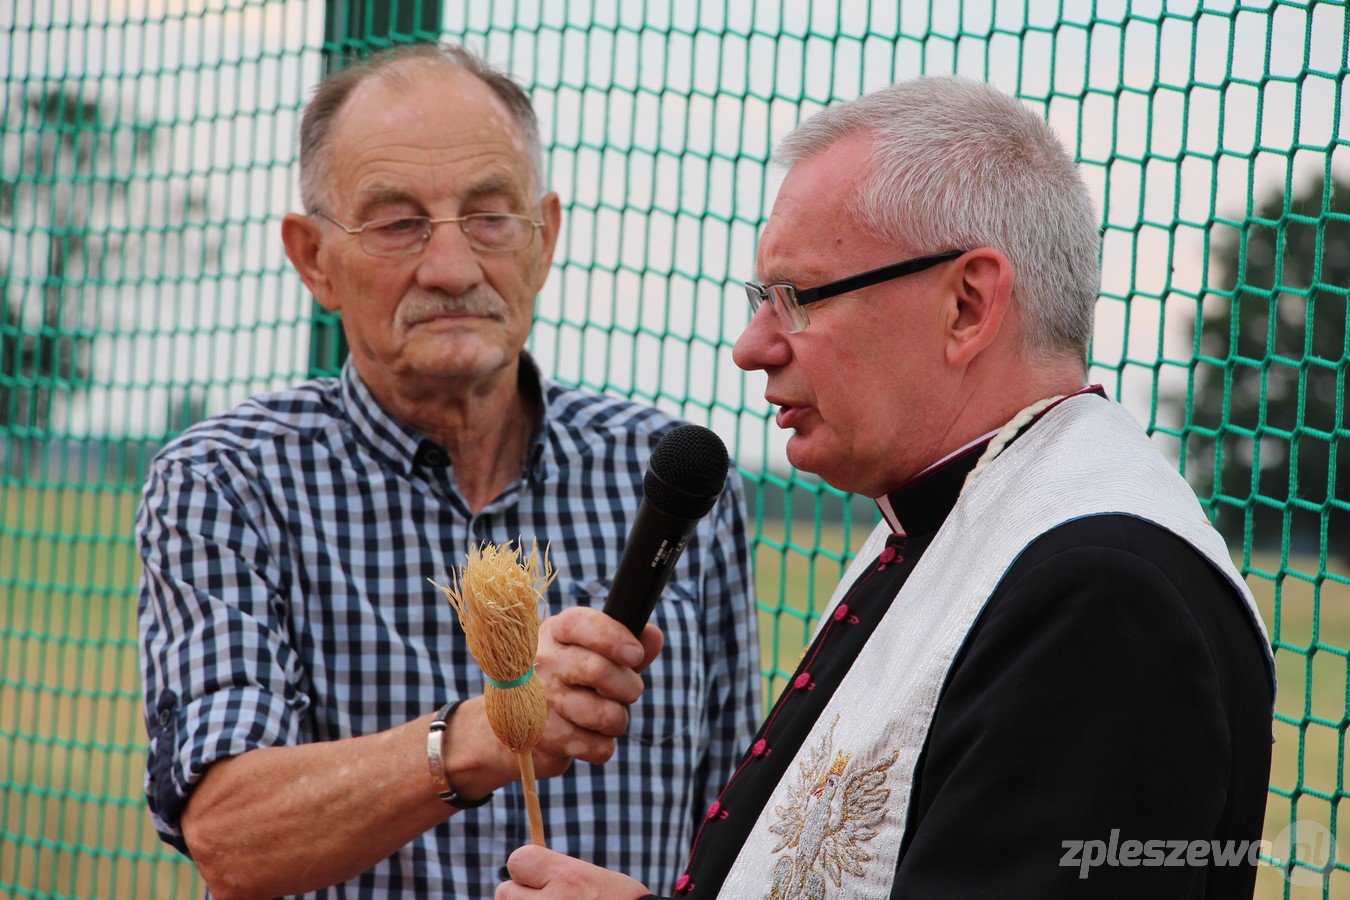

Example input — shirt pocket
[563,577,707,746]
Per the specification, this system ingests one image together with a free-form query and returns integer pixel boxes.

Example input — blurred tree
[1,85,221,477]
[1180,171,1349,560]
[0,87,152,472]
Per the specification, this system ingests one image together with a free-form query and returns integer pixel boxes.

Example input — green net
[1,1,1346,897]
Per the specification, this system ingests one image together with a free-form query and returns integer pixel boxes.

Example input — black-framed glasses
[311,209,544,257]
[744,249,968,333]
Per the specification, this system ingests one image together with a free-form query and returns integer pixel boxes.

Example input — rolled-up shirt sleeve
[137,455,310,854]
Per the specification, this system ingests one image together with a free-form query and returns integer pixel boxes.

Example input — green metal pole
[308,0,443,378]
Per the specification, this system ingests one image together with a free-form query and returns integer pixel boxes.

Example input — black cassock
[668,425,1273,900]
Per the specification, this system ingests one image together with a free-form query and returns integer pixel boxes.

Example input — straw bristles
[431,540,557,753]
[482,677,548,753]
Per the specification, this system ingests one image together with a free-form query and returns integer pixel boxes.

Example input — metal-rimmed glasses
[744,249,968,333]
[310,209,545,257]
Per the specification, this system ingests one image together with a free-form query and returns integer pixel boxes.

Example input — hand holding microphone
[601,424,731,636]
[530,424,729,770]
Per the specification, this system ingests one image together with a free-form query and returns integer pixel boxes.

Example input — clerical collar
[875,385,1107,536]
[875,434,994,537]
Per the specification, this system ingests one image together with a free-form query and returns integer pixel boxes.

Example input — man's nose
[414,220,485,294]
[732,302,791,372]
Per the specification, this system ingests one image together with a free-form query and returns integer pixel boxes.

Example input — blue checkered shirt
[137,357,760,898]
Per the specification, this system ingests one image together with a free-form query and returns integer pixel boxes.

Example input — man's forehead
[336,59,522,147]
[360,57,497,104]
[753,216,801,282]
[754,189,846,282]
[330,65,536,203]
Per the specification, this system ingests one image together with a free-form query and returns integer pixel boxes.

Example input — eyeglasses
[744,249,968,333]
[311,209,544,257]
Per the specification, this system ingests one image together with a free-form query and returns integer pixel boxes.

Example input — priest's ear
[943,247,1015,367]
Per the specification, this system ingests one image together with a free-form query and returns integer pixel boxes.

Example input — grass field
[0,481,204,898]
[1,482,1346,898]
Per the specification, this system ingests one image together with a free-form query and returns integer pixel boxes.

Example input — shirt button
[415,443,450,467]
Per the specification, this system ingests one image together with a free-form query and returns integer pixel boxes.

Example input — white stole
[717,396,1272,899]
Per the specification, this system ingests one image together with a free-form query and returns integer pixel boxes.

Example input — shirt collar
[518,352,549,484]
[340,352,550,482]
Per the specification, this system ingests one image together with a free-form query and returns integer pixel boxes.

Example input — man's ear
[281,213,338,311]
[530,192,563,294]
[945,248,1015,367]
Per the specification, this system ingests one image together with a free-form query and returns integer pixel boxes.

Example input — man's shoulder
[152,377,343,469]
[987,515,1268,671]
[998,515,1241,607]
[541,380,689,446]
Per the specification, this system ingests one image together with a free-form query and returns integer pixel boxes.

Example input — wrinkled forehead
[330,59,539,197]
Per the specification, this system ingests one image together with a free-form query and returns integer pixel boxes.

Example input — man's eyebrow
[461,173,529,206]
[352,186,418,216]
[754,269,805,286]
[351,174,531,217]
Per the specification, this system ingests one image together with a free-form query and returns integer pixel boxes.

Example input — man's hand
[532,606,664,775]
[495,844,652,900]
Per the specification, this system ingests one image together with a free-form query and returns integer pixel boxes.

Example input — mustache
[399,290,509,325]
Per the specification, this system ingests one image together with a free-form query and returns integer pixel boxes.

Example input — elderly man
[136,43,758,898]
[499,75,1274,899]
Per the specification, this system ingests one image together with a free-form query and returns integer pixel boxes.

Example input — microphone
[601,424,731,636]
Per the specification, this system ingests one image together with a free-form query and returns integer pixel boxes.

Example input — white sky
[1,0,1345,475]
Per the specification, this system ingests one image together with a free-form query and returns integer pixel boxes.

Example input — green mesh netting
[1,1,1346,897]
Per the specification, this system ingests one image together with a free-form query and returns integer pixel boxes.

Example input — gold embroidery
[765,716,899,899]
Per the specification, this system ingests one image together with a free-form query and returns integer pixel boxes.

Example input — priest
[497,74,1276,900]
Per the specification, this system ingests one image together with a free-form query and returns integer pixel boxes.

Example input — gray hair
[775,76,1101,367]
[297,42,545,213]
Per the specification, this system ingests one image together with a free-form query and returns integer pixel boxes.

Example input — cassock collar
[874,385,1107,536]
[875,434,993,537]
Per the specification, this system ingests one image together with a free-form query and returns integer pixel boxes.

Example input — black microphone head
[644,424,730,519]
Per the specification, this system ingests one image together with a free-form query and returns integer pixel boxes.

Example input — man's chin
[788,440,871,494]
[785,438,823,478]
[407,343,512,381]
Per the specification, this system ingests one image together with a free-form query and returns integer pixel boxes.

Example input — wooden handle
[518,750,546,847]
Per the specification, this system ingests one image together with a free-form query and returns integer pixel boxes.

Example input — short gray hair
[775,76,1100,367]
[297,42,545,213]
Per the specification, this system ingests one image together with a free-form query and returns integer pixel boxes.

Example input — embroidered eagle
[765,716,899,899]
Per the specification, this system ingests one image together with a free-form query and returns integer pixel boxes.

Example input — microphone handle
[601,500,701,636]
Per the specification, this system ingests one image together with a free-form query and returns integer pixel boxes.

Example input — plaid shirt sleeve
[690,468,760,828]
[137,449,311,852]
